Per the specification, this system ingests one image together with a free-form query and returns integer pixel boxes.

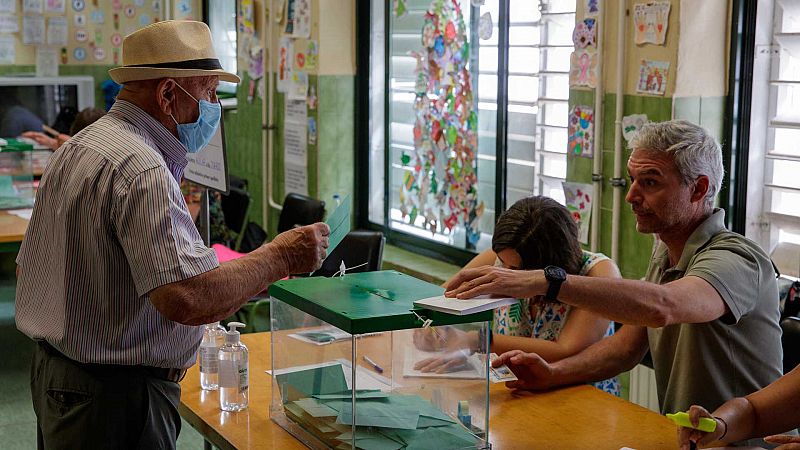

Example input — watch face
[544,265,567,281]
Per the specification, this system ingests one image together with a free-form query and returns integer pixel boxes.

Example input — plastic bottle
[219,321,249,412]
[199,322,226,390]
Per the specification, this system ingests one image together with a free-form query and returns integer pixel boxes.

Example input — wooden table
[180,332,677,449]
[0,210,28,252]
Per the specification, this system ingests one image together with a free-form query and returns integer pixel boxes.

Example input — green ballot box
[269,270,492,450]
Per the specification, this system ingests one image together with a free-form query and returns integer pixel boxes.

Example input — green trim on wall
[567,92,673,279]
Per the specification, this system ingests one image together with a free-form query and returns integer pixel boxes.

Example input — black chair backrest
[313,230,385,277]
[220,187,251,235]
[278,193,326,233]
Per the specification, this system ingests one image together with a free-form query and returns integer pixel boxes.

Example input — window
[206,0,238,92]
[364,0,576,264]
[749,0,800,277]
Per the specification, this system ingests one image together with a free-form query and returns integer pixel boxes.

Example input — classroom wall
[229,0,355,234]
[567,0,730,279]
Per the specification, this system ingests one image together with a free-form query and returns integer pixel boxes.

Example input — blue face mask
[170,82,221,153]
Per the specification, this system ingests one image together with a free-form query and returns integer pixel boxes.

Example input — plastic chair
[277,193,326,233]
[312,230,385,277]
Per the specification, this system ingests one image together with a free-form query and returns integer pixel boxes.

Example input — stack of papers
[413,295,518,315]
[273,363,480,449]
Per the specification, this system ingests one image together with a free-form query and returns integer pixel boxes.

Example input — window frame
[355,1,572,266]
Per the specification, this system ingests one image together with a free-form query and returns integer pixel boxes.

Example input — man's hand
[268,222,329,274]
[444,266,543,299]
[676,405,726,450]
[764,435,800,449]
[491,350,554,390]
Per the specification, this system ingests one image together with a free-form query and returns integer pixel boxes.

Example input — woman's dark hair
[69,107,106,136]
[491,196,583,275]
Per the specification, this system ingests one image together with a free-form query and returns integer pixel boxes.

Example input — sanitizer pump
[198,322,225,390]
[219,322,249,412]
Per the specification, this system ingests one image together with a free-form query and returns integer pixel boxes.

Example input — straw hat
[109,20,240,84]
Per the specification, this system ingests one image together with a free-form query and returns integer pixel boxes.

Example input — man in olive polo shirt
[445,120,784,446]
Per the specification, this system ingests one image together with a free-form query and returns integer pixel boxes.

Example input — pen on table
[362,355,383,374]
[42,124,60,138]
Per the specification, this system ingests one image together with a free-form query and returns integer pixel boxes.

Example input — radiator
[628,364,660,412]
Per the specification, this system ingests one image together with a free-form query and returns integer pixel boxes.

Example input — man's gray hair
[629,120,723,209]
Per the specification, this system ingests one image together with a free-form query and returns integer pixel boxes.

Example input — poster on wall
[47,16,68,46]
[636,59,669,96]
[0,0,15,13]
[291,0,310,38]
[22,14,45,44]
[277,36,293,93]
[562,182,594,245]
[585,0,599,17]
[35,46,59,77]
[572,18,596,49]
[284,99,308,196]
[0,35,15,64]
[568,105,594,158]
[622,114,649,145]
[0,14,19,33]
[569,50,597,88]
[23,0,43,14]
[633,1,670,45]
[45,0,65,14]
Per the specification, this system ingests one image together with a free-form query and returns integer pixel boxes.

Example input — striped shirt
[15,100,219,369]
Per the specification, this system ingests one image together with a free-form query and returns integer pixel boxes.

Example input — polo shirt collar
[656,208,727,273]
[107,100,188,169]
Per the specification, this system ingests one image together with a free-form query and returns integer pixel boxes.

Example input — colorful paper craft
[622,114,649,144]
[633,1,670,45]
[568,105,594,158]
[572,18,596,48]
[562,182,594,244]
[585,0,599,17]
[636,59,669,96]
[569,50,597,88]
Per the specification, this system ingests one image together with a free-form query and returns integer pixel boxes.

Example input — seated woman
[414,196,622,396]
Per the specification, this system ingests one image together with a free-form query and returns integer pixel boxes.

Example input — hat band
[127,58,223,71]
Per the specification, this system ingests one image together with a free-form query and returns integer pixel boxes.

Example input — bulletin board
[0,0,202,67]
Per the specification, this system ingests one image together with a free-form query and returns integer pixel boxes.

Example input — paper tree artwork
[570,50,597,88]
[572,18,596,49]
[633,1,670,45]
[400,0,484,249]
[562,182,594,244]
[636,59,669,96]
[568,105,594,158]
[622,114,649,145]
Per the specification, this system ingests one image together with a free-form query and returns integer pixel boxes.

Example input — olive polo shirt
[646,209,783,417]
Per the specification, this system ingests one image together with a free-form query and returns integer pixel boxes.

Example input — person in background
[21,107,106,150]
[447,120,784,447]
[414,196,622,396]
[15,21,329,450]
[676,365,800,449]
[0,89,44,138]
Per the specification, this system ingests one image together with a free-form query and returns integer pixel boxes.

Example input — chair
[277,193,326,233]
[312,230,385,277]
[220,186,251,251]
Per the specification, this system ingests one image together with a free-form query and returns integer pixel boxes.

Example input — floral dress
[492,251,621,396]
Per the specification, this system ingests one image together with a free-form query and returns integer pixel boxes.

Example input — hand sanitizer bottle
[219,322,249,412]
[199,322,225,390]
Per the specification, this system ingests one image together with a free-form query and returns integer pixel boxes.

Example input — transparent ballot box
[270,270,492,450]
[0,144,35,210]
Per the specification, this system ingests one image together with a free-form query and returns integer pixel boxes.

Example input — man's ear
[691,175,710,203]
[155,78,177,117]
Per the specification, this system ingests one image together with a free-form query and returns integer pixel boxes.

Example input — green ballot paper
[325,195,351,255]
[666,412,717,432]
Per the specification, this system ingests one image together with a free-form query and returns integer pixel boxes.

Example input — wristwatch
[543,265,567,301]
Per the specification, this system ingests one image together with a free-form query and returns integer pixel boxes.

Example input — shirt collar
[107,100,188,171]
[655,208,727,273]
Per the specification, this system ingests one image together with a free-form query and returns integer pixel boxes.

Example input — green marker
[666,412,717,433]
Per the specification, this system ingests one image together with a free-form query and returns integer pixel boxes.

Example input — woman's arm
[492,258,621,361]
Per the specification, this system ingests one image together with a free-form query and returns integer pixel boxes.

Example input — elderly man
[446,120,784,447]
[15,21,328,449]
